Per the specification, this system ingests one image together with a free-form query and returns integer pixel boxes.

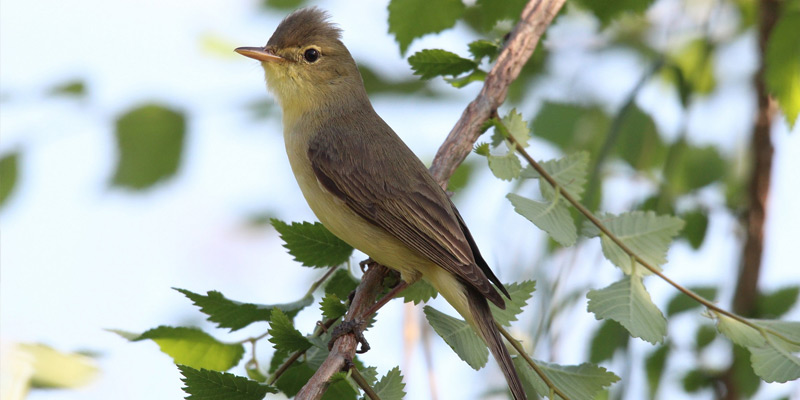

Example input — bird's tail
[466,286,527,400]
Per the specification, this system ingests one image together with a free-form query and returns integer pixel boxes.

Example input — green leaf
[681,369,713,393]
[695,324,717,350]
[388,0,465,55]
[613,105,667,171]
[665,286,717,316]
[587,276,667,344]
[178,365,276,400]
[320,293,348,320]
[271,219,354,268]
[447,160,476,193]
[445,69,487,88]
[174,288,313,331]
[514,358,620,400]
[274,362,314,397]
[574,0,654,25]
[322,372,358,400]
[325,269,360,300]
[17,343,98,389]
[359,64,433,96]
[755,286,800,319]
[675,144,727,193]
[489,280,536,327]
[487,151,522,181]
[468,39,500,61]
[507,193,577,246]
[473,0,527,31]
[474,142,490,156]
[494,109,530,148]
[666,39,716,95]
[373,366,406,400]
[765,4,800,127]
[583,211,684,275]
[261,0,308,10]
[408,49,477,80]
[49,79,86,97]
[645,344,669,399]
[532,102,610,153]
[268,308,313,353]
[402,279,438,305]
[423,306,488,369]
[716,318,800,383]
[680,210,709,249]
[111,103,185,190]
[0,152,19,209]
[522,152,589,202]
[113,326,244,371]
[589,320,629,363]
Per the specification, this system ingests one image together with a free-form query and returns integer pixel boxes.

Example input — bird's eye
[303,48,320,63]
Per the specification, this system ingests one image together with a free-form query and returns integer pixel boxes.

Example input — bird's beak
[235,46,283,63]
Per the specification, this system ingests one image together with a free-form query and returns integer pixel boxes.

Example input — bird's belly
[285,144,430,283]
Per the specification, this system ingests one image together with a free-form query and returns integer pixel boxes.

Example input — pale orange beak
[234,47,283,62]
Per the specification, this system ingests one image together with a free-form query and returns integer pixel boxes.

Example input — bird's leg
[327,280,410,354]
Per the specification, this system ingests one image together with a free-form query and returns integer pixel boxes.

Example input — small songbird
[236,8,526,400]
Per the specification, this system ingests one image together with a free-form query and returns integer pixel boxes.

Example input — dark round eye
[303,48,320,63]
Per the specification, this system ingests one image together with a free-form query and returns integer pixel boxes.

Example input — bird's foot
[328,318,370,354]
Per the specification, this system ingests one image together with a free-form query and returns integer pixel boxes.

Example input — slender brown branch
[497,324,571,400]
[296,1,566,398]
[350,366,381,400]
[430,0,566,187]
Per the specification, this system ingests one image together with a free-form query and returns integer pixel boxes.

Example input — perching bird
[236,8,526,400]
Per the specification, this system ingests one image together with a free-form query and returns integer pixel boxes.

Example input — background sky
[1,0,799,399]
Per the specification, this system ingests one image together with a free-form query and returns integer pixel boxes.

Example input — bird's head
[236,8,365,115]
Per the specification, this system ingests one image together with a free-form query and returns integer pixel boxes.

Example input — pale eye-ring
[303,48,320,63]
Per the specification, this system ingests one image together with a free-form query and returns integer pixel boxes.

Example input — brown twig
[295,1,565,398]
[430,0,566,187]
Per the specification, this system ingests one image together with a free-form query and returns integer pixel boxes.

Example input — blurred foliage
[0,151,19,210]
[48,79,87,98]
[111,104,186,190]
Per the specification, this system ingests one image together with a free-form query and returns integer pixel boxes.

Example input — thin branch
[350,366,381,400]
[504,131,765,335]
[295,1,566,398]
[497,324,571,400]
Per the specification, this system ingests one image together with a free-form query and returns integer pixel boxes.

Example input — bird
[235,7,526,400]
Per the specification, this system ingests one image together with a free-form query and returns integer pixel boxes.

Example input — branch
[430,0,566,187]
[296,1,566,398]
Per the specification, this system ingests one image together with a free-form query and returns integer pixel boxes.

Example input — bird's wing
[307,121,505,308]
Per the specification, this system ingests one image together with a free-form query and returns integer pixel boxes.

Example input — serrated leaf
[402,279,438,305]
[719,319,800,383]
[489,280,536,327]
[583,211,684,275]
[468,39,500,61]
[325,269,360,300]
[665,286,717,316]
[174,288,312,331]
[271,219,353,268]
[587,276,667,344]
[474,142,490,156]
[497,109,530,148]
[388,0,465,55]
[178,365,276,400]
[488,151,522,181]
[0,152,19,209]
[507,193,577,246]
[522,152,589,202]
[715,314,766,347]
[765,4,800,127]
[111,103,185,190]
[408,49,477,80]
[514,358,620,400]
[423,306,488,369]
[268,308,313,353]
[320,294,348,320]
[589,320,629,363]
[372,366,406,400]
[114,326,244,371]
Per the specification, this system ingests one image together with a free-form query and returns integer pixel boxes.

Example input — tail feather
[466,286,527,400]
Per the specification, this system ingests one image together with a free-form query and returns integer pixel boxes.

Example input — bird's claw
[328,318,370,354]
